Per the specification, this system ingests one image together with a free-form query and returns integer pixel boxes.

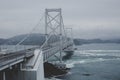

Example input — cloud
[0,0,120,39]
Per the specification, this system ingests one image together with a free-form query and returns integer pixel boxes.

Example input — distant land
[74,38,120,45]
[0,34,45,45]
[0,33,120,45]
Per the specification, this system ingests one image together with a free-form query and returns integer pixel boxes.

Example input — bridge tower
[45,8,64,62]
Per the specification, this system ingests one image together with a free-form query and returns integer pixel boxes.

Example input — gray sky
[0,0,120,39]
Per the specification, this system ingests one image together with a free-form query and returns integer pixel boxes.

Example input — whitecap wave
[66,62,75,68]
[75,50,120,57]
[65,58,120,68]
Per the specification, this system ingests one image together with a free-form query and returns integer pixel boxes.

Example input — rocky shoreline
[44,62,70,78]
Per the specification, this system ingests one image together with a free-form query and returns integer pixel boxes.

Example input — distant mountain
[0,34,120,45]
[0,38,6,45]
[1,34,45,45]
[74,38,120,45]
[0,33,60,45]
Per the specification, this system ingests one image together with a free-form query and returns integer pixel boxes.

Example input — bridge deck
[0,40,73,71]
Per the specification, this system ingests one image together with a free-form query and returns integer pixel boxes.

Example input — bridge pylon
[45,8,64,63]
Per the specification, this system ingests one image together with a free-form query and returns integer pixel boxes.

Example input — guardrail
[0,49,34,71]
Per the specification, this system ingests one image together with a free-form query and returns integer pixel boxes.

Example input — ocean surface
[47,43,120,80]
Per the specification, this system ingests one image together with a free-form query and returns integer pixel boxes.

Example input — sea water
[48,43,120,80]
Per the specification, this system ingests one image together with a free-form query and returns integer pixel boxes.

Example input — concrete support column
[20,49,44,80]
[3,72,6,80]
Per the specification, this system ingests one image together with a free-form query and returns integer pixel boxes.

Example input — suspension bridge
[0,8,74,80]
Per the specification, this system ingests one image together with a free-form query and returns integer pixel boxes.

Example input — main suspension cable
[16,13,44,46]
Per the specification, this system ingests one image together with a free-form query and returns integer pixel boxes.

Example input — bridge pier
[0,69,34,80]
[3,72,6,80]
[20,49,44,80]
[0,71,6,80]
